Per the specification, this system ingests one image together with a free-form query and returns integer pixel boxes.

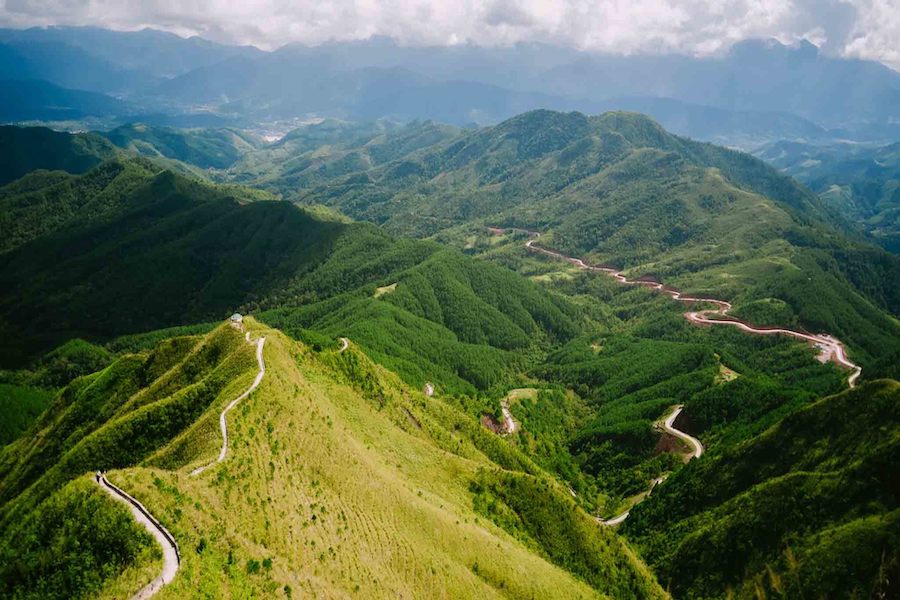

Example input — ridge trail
[95,473,180,599]
[87,324,265,598]
[191,332,266,476]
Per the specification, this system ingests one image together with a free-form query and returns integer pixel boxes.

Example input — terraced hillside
[0,320,665,599]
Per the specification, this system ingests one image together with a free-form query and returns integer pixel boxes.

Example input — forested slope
[623,379,900,598]
[103,123,265,170]
[0,159,579,394]
[211,111,900,374]
[0,124,118,185]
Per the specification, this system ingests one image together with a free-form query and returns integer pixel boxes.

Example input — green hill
[755,139,900,253]
[0,320,665,599]
[2,118,898,599]
[622,379,900,598]
[0,159,578,395]
[252,110,900,375]
[0,124,119,185]
[0,159,162,253]
[103,123,264,170]
[224,118,460,190]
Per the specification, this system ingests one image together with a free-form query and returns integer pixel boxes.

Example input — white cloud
[842,0,900,68]
[0,0,897,69]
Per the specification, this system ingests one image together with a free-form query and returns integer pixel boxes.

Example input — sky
[1,0,898,69]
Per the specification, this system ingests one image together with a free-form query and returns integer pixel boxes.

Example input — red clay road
[499,228,861,388]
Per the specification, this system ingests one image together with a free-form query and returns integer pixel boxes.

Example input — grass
[0,383,53,445]
[715,363,740,384]
[111,320,663,598]
[2,318,665,598]
[373,282,398,297]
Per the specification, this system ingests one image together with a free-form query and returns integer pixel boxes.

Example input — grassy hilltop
[0,320,664,599]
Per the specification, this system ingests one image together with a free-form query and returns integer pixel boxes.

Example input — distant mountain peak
[728,37,820,61]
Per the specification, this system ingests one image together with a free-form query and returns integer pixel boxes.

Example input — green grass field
[0,320,665,598]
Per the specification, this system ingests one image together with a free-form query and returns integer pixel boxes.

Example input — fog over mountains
[2,27,899,146]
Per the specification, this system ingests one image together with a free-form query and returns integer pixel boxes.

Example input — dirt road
[502,228,861,388]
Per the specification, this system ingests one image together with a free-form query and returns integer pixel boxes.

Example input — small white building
[230,313,243,323]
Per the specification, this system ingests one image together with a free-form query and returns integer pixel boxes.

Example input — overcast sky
[1,0,898,70]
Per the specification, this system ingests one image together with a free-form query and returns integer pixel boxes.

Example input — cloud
[0,0,897,70]
[842,0,900,69]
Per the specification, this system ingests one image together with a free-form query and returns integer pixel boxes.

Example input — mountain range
[1,27,899,146]
[0,81,898,598]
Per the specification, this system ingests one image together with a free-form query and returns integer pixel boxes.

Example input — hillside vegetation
[103,123,265,169]
[623,379,900,598]
[0,320,665,599]
[0,124,118,185]
[755,139,900,253]
[0,158,579,396]
[2,119,898,599]
[0,323,258,598]
[192,111,900,373]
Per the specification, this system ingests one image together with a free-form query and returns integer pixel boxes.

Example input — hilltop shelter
[230,313,243,323]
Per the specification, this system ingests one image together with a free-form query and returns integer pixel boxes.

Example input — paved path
[191,332,266,476]
[498,228,861,388]
[596,406,698,526]
[664,405,702,459]
[500,398,518,434]
[95,473,180,599]
[338,337,349,353]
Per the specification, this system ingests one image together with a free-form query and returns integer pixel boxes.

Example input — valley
[0,68,898,598]
[513,227,862,387]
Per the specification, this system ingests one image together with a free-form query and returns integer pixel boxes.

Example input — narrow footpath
[90,323,266,598]
[95,473,180,599]
[191,332,266,476]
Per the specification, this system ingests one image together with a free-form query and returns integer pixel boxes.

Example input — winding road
[500,398,518,434]
[90,325,266,598]
[596,405,698,525]
[95,473,180,599]
[664,405,703,459]
[490,226,863,525]
[191,332,267,476]
[499,228,861,388]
